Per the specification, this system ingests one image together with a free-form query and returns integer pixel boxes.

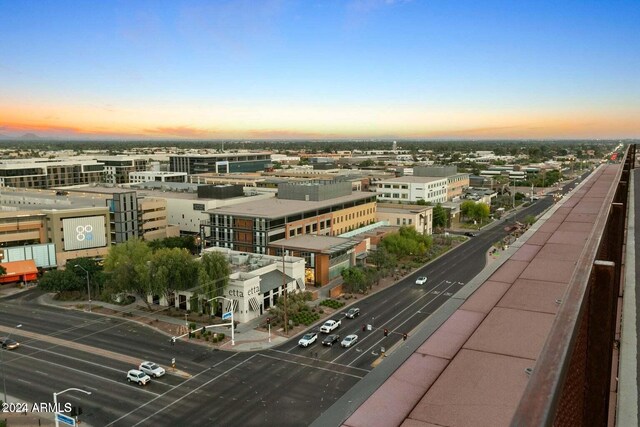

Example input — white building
[376,176,447,204]
[154,248,306,323]
[129,171,188,184]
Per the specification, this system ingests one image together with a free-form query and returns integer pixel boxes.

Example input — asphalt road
[0,172,590,427]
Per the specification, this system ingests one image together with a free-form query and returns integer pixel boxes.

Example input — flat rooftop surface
[379,176,446,183]
[271,235,357,252]
[207,191,375,218]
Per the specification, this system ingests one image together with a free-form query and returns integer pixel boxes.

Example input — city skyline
[1,0,639,140]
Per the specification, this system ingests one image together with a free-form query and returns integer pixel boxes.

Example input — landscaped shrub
[319,299,345,309]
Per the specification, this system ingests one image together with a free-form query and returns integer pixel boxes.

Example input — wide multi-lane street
[0,176,587,426]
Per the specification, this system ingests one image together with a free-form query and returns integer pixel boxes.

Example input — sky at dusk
[1,0,639,140]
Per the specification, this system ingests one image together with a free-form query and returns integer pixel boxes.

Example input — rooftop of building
[130,171,187,175]
[0,187,106,209]
[0,158,104,169]
[376,203,433,214]
[170,151,271,158]
[271,234,358,253]
[207,191,376,218]
[378,176,447,183]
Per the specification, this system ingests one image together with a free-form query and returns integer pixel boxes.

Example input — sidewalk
[35,292,285,352]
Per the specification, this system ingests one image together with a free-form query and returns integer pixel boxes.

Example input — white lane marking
[266,348,370,373]
[105,353,240,427]
[6,351,160,397]
[257,353,364,379]
[130,355,255,427]
[22,344,132,374]
[347,280,459,367]
[330,279,449,364]
[34,370,49,376]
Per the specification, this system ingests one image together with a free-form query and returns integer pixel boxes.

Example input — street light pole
[74,265,91,312]
[2,324,22,404]
[53,387,91,427]
[206,296,234,346]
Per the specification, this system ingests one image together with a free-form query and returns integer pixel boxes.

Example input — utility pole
[282,244,288,335]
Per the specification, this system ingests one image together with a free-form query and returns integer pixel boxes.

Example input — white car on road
[298,332,318,347]
[139,361,166,378]
[320,319,341,333]
[415,276,427,285]
[127,369,151,386]
[341,334,358,348]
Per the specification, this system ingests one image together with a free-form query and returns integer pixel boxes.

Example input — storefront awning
[259,270,295,294]
[0,260,38,284]
[224,299,239,313]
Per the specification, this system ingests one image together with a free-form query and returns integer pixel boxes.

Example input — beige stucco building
[376,203,433,235]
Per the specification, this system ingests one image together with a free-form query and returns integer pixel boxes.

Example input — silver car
[139,361,165,378]
[341,334,358,348]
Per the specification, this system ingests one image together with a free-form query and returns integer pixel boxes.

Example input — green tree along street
[367,247,397,275]
[149,247,200,304]
[38,269,84,293]
[432,203,448,230]
[103,239,154,308]
[37,238,233,312]
[199,251,232,299]
[147,235,198,254]
[460,200,490,224]
[341,266,367,294]
[268,291,318,328]
[379,226,433,258]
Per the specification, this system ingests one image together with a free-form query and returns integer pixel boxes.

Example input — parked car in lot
[320,319,341,333]
[322,334,340,346]
[298,332,318,347]
[139,361,165,378]
[415,276,428,285]
[127,369,151,386]
[0,337,19,350]
[341,334,358,348]
[345,307,360,319]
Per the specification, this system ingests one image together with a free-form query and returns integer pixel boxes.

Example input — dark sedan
[322,334,340,346]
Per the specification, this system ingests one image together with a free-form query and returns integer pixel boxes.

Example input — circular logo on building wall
[76,225,94,242]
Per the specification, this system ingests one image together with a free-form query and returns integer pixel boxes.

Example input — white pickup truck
[320,319,341,334]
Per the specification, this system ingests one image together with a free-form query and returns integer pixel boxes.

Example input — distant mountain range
[0,133,41,140]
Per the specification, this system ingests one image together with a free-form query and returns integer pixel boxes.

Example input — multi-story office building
[413,166,469,201]
[66,187,178,243]
[0,187,177,245]
[96,156,148,184]
[376,176,447,204]
[201,181,376,254]
[0,207,111,267]
[0,159,105,189]
[169,152,272,174]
